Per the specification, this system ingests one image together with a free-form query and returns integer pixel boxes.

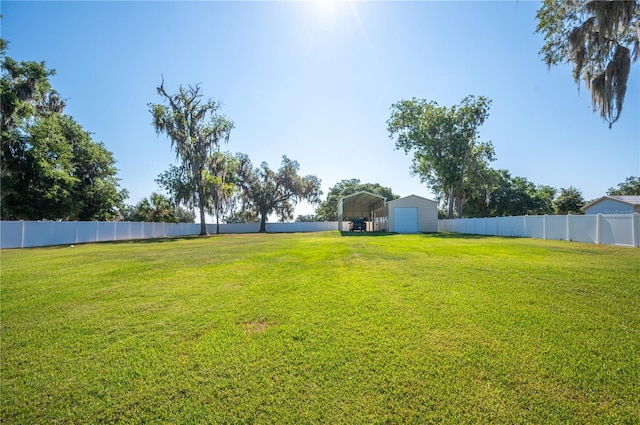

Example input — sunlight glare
[312,0,340,31]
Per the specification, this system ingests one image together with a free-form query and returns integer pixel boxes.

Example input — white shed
[373,195,438,233]
[582,195,640,215]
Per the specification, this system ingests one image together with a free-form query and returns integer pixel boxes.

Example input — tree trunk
[198,188,208,236]
[199,205,207,236]
[456,194,464,218]
[214,200,220,235]
[259,213,267,233]
[448,186,455,219]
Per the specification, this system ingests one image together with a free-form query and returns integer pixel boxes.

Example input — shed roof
[582,195,640,211]
[387,194,436,205]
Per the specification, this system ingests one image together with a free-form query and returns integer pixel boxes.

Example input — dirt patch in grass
[242,318,273,334]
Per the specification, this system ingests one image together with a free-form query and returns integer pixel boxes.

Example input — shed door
[393,207,418,233]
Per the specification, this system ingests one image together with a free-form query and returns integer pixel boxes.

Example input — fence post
[633,213,639,248]
[543,215,547,240]
[524,215,528,238]
[596,214,602,244]
[48,221,54,246]
[566,214,572,241]
[20,220,25,248]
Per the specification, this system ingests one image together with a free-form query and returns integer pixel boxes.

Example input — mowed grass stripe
[1,232,639,423]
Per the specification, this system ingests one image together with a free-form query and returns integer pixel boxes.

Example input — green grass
[1,232,639,424]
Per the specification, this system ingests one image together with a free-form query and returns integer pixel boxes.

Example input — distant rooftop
[582,195,640,211]
[606,195,640,205]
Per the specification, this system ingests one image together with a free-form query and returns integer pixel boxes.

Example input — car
[349,218,366,232]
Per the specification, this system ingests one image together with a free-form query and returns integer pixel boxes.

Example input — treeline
[1,42,127,221]
[1,44,321,234]
[387,95,639,219]
[3,39,638,229]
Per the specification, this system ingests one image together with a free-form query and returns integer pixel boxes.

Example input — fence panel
[75,222,97,244]
[152,223,164,239]
[511,216,526,237]
[97,221,116,243]
[527,216,545,239]
[51,221,76,246]
[601,215,634,246]
[115,221,132,240]
[468,218,479,235]
[570,215,597,243]
[129,222,144,240]
[141,223,154,239]
[545,215,567,241]
[497,217,511,236]
[1,221,23,249]
[175,223,198,237]
[215,223,261,233]
[21,221,54,247]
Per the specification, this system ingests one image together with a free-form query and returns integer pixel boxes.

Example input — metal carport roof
[338,191,386,230]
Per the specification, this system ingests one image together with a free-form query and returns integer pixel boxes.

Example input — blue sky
[3,0,639,218]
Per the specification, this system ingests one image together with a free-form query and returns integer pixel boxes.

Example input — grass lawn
[1,232,639,424]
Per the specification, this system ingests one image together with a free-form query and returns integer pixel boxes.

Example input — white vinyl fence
[438,213,640,248]
[0,221,340,249]
[5,216,638,249]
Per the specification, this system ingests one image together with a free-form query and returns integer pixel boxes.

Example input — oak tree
[149,79,234,235]
[387,95,494,218]
[235,154,322,232]
[536,0,639,127]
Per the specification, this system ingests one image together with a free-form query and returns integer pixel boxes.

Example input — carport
[338,191,386,232]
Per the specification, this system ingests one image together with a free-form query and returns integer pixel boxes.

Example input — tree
[1,113,127,220]
[461,167,504,218]
[155,165,193,211]
[387,95,494,218]
[462,170,557,217]
[204,150,241,234]
[1,46,126,220]
[493,175,556,217]
[437,141,496,217]
[554,186,585,214]
[295,214,320,222]
[1,46,64,136]
[130,192,195,223]
[607,176,640,195]
[235,154,322,232]
[156,151,240,233]
[315,179,399,221]
[149,79,234,235]
[536,0,640,127]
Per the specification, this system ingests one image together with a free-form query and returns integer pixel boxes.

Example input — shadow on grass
[425,232,493,240]
[340,231,494,239]
[101,234,216,246]
[340,231,397,237]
